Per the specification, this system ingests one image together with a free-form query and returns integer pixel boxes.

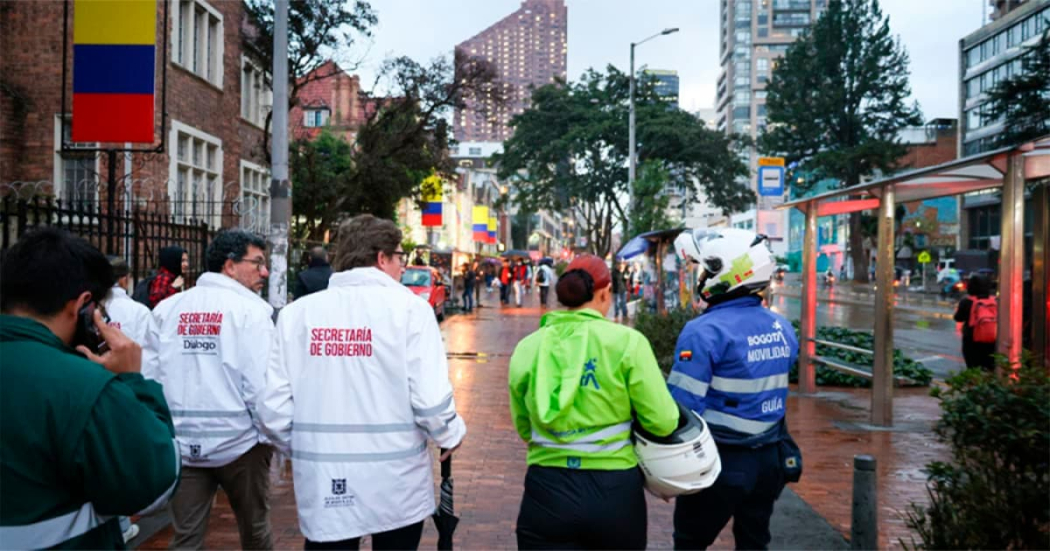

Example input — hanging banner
[472,206,489,242]
[72,0,157,143]
[421,174,443,227]
[487,216,497,244]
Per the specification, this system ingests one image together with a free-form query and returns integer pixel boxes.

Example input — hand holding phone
[76,309,142,374]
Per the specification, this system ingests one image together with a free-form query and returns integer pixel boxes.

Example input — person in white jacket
[260,214,466,550]
[143,230,275,550]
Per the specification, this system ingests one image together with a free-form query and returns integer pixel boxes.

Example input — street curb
[772,290,955,320]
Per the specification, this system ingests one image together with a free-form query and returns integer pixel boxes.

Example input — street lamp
[629,27,678,226]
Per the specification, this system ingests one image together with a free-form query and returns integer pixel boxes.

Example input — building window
[53,115,98,208]
[169,121,222,226]
[303,109,330,128]
[173,0,223,87]
[772,12,810,26]
[757,58,769,73]
[241,57,272,128]
[469,147,483,155]
[240,160,270,234]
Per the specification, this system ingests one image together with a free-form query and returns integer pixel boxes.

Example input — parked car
[401,266,448,321]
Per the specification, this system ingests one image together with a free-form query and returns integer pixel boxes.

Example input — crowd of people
[1,222,802,550]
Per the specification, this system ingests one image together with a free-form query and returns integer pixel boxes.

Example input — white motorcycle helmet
[634,403,722,499]
[673,228,775,303]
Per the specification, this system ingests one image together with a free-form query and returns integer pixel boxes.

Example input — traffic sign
[758,157,785,167]
[758,166,784,196]
[917,250,932,264]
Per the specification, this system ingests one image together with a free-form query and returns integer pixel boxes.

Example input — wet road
[767,285,965,380]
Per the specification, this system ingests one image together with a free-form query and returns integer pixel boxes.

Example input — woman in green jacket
[508,254,680,549]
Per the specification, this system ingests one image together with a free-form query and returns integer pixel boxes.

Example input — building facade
[958,0,1048,157]
[644,69,680,108]
[715,0,826,255]
[289,61,373,143]
[453,0,567,142]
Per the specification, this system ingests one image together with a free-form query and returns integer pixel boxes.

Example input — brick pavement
[141,292,946,549]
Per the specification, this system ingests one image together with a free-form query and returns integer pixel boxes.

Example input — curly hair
[332,214,402,271]
[205,229,267,273]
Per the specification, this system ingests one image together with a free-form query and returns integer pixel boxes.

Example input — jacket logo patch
[189,444,201,459]
[566,457,581,469]
[580,358,600,390]
[332,478,347,495]
[679,350,693,362]
[325,478,355,509]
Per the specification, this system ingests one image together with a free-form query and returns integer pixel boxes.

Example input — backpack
[132,274,157,308]
[968,297,997,344]
[536,266,547,284]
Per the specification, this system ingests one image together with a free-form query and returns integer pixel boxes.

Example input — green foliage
[290,130,353,241]
[759,0,923,283]
[902,355,1050,550]
[633,306,700,374]
[985,24,1050,149]
[629,161,677,236]
[495,67,751,257]
[787,320,932,387]
[553,260,570,277]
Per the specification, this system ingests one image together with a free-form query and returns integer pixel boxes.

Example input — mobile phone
[74,302,110,354]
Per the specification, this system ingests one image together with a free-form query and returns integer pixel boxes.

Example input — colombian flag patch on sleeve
[678,350,693,362]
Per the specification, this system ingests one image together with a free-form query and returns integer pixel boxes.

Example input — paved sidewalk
[141,294,943,549]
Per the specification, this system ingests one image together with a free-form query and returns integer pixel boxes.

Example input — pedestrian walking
[952,273,997,371]
[147,245,188,308]
[462,263,476,313]
[500,261,512,305]
[612,262,628,320]
[473,261,484,308]
[296,246,333,299]
[514,260,527,307]
[508,255,681,549]
[260,214,466,550]
[534,260,553,308]
[0,228,180,549]
[143,230,275,550]
[669,228,803,550]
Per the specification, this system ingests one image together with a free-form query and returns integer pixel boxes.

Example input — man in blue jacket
[668,228,800,550]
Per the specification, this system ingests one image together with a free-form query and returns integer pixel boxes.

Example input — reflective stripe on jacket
[509,309,679,470]
[260,267,466,542]
[668,295,798,446]
[143,272,274,467]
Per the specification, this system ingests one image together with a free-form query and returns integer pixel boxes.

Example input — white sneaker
[122,523,140,543]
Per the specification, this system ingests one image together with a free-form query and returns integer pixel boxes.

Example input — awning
[616,228,686,260]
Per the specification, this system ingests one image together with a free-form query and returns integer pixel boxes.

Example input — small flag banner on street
[421,175,443,227]
[472,206,489,242]
[487,216,497,244]
[72,0,157,143]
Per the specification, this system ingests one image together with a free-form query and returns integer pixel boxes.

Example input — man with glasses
[143,229,275,549]
[261,214,466,550]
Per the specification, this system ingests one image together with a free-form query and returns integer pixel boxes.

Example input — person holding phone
[0,228,180,549]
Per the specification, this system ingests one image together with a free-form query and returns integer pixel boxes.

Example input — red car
[401,266,448,321]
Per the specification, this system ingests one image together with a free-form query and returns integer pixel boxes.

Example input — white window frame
[239,159,270,234]
[303,108,330,128]
[171,0,224,89]
[168,120,223,227]
[53,114,100,208]
[241,55,272,129]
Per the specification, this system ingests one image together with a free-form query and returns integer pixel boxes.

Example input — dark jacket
[612,268,625,294]
[296,262,333,298]
[953,294,996,370]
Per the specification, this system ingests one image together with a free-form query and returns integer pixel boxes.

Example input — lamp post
[628,27,678,230]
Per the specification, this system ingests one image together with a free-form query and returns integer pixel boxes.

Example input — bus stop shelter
[780,136,1050,426]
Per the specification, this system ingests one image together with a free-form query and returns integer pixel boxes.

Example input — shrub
[902,354,1050,549]
[788,320,932,387]
[633,306,699,373]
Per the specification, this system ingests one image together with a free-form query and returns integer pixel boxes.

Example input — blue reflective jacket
[668,295,798,447]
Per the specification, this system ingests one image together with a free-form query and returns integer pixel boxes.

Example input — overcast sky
[351,0,988,121]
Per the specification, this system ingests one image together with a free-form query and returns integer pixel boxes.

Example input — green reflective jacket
[508,309,679,470]
[0,315,179,550]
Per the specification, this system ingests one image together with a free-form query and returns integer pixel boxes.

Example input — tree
[759,0,922,283]
[289,130,353,241]
[496,67,751,258]
[629,161,678,235]
[985,22,1050,149]
[244,0,378,161]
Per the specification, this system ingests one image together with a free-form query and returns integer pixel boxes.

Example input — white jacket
[260,267,466,542]
[143,272,274,467]
[103,286,153,346]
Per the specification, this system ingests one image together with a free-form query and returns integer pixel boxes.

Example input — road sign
[758,157,785,167]
[917,250,932,264]
[758,166,784,196]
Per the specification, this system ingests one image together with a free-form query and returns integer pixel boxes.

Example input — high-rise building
[958,0,1048,157]
[714,0,825,254]
[644,69,680,108]
[454,0,567,142]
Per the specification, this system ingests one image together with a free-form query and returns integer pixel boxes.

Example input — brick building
[453,0,567,142]
[289,61,374,143]
[0,0,271,232]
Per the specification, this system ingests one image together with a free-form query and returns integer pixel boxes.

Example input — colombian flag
[472,206,489,242]
[72,0,157,143]
[421,175,443,227]
[487,216,497,244]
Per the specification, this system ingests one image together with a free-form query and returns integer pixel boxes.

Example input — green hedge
[632,307,932,387]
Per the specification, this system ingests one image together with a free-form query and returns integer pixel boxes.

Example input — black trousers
[539,285,550,306]
[673,444,785,550]
[516,465,647,550]
[304,520,424,551]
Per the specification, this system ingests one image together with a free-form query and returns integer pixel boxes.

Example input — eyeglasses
[237,257,267,271]
[389,251,407,263]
